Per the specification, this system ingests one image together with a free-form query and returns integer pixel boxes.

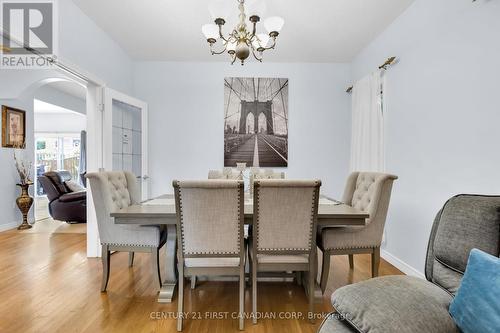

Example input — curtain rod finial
[379,56,397,70]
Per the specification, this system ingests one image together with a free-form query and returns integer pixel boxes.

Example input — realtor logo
[1,0,57,68]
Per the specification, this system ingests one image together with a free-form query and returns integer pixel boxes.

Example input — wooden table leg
[158,225,177,303]
[302,251,323,304]
[302,275,324,304]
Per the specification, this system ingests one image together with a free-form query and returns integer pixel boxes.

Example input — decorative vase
[16,182,33,230]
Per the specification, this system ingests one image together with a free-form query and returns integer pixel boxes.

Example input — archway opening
[31,79,88,233]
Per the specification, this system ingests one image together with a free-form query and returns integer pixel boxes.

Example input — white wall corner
[0,221,20,233]
[381,249,425,279]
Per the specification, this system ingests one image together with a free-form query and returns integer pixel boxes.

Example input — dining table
[111,193,369,304]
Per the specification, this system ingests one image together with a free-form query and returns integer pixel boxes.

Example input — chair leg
[252,258,257,324]
[190,276,196,289]
[101,245,110,292]
[371,248,380,278]
[308,268,315,324]
[295,271,302,286]
[319,251,331,294]
[247,258,251,287]
[128,252,135,267]
[246,243,251,286]
[348,254,354,269]
[177,263,184,332]
[239,264,245,330]
[152,248,162,290]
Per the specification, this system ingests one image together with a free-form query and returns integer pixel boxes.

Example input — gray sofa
[318,194,500,333]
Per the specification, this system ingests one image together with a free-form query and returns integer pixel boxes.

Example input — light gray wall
[58,0,133,94]
[351,0,500,274]
[133,61,352,198]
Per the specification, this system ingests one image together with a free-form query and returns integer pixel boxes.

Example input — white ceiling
[72,0,414,63]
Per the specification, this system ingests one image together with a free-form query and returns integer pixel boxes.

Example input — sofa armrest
[59,191,86,203]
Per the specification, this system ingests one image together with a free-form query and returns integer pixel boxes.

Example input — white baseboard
[0,221,19,232]
[381,249,425,279]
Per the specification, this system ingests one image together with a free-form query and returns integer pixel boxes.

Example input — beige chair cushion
[257,254,309,264]
[249,241,309,263]
[184,257,241,268]
[321,226,377,250]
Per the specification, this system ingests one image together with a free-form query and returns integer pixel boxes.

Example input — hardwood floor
[0,231,402,333]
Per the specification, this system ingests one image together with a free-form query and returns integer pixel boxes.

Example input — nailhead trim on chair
[177,184,242,256]
[104,243,155,247]
[307,181,318,250]
[324,245,378,251]
[236,183,242,249]
[255,182,261,250]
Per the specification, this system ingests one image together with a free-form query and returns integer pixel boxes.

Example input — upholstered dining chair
[192,168,243,290]
[318,172,398,294]
[208,168,241,179]
[249,168,285,194]
[86,171,166,292]
[250,179,321,324]
[173,180,246,331]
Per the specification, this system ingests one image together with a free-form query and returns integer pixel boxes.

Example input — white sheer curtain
[350,70,385,172]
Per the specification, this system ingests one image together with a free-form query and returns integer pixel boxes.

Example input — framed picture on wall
[2,105,26,148]
[224,77,289,167]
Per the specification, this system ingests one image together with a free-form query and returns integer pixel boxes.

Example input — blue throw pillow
[449,248,500,333]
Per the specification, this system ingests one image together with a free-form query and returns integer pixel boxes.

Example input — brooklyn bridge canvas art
[224,77,288,167]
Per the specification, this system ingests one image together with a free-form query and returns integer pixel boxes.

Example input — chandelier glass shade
[202,0,284,65]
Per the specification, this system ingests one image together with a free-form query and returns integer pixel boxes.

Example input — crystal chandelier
[202,0,284,65]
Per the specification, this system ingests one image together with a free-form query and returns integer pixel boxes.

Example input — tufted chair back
[343,172,398,225]
[86,171,143,245]
[335,172,398,249]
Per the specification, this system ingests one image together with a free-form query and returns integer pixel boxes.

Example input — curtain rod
[346,56,397,94]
